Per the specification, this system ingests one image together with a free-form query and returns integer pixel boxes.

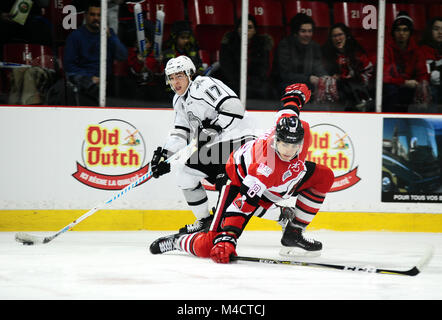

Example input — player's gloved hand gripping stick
[15,138,198,245]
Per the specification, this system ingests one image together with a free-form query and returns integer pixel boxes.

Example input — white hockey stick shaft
[15,139,197,245]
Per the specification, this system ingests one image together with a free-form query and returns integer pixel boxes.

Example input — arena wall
[1,106,441,232]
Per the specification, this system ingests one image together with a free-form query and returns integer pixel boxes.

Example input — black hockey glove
[150,147,170,178]
[201,118,222,136]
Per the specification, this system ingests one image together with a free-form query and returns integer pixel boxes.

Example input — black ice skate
[280,222,322,257]
[149,233,180,254]
[178,215,213,234]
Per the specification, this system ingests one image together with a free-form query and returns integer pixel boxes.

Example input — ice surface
[0,230,441,300]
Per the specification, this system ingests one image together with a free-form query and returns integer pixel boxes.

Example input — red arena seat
[282,0,330,43]
[234,0,285,46]
[187,0,235,54]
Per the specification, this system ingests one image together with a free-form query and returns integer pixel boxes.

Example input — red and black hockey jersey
[225,119,312,211]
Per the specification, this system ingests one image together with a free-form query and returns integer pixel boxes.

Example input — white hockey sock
[182,185,210,220]
[176,233,199,255]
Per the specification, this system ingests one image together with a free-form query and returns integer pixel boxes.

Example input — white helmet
[165,55,196,86]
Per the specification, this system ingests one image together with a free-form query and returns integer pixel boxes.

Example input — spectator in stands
[127,20,167,101]
[321,23,374,111]
[8,62,55,105]
[419,16,442,112]
[218,14,274,99]
[273,13,326,99]
[0,0,52,60]
[383,11,428,113]
[162,20,204,75]
[63,0,128,105]
[72,0,123,33]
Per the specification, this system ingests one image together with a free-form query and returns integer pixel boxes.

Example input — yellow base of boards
[1,210,442,232]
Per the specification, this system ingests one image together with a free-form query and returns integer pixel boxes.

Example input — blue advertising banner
[382,118,442,202]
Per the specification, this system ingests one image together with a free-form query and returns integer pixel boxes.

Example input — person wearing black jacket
[273,13,326,96]
[218,14,274,99]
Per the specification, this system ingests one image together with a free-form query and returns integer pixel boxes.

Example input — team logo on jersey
[257,163,272,177]
[308,124,360,192]
[187,111,202,128]
[72,119,148,190]
[234,197,243,209]
[283,160,306,182]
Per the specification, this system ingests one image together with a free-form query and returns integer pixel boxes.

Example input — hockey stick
[15,138,198,245]
[231,245,434,276]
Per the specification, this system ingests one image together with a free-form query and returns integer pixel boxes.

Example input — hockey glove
[280,83,311,116]
[201,118,222,136]
[150,147,170,178]
[210,232,237,264]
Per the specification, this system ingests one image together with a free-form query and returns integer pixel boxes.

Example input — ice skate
[280,222,322,257]
[149,233,181,254]
[178,215,213,234]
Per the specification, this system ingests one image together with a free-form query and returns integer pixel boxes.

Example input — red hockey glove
[284,83,311,104]
[280,83,311,116]
[210,232,237,264]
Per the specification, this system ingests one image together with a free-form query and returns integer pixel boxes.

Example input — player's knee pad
[313,164,335,193]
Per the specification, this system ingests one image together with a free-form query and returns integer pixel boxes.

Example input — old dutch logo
[308,124,361,192]
[72,119,148,190]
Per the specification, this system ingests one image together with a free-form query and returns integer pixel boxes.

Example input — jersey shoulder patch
[257,163,273,177]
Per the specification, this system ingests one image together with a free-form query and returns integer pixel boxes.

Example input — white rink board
[0,106,441,213]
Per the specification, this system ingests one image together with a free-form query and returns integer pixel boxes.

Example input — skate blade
[279,246,322,258]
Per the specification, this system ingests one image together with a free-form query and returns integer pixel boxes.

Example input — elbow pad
[239,182,261,207]
[216,98,245,130]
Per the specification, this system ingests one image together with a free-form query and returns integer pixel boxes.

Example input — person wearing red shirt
[383,11,428,113]
[321,23,374,111]
[149,83,335,263]
[419,17,442,112]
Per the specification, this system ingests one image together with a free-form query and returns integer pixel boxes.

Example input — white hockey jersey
[163,75,255,153]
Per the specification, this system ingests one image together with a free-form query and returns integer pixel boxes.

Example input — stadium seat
[45,0,84,44]
[124,0,151,19]
[282,0,330,44]
[427,4,442,20]
[187,0,236,54]
[233,0,285,46]
[386,3,426,31]
[3,43,54,70]
[199,49,211,67]
[333,2,378,59]
[149,0,186,42]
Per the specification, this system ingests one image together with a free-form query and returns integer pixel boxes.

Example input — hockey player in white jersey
[150,55,255,234]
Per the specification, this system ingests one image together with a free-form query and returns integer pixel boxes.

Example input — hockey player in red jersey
[150,83,335,262]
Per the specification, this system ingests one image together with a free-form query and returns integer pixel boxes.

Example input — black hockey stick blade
[231,245,433,277]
